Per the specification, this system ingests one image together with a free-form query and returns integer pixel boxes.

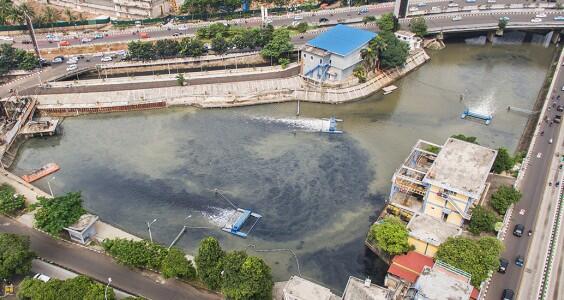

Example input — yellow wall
[408,236,438,257]
[424,185,470,226]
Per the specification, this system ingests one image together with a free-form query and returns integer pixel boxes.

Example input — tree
[295,22,308,34]
[361,46,378,72]
[451,134,479,144]
[17,275,116,300]
[377,13,399,32]
[279,57,290,69]
[179,37,205,57]
[369,216,410,256]
[34,192,85,235]
[362,16,377,24]
[14,3,35,24]
[260,28,292,63]
[0,183,25,214]
[102,239,167,270]
[42,6,60,23]
[161,248,197,279]
[63,8,75,22]
[154,39,180,58]
[426,145,440,154]
[0,233,34,279]
[468,206,499,234]
[498,18,508,30]
[436,237,503,286]
[353,65,366,83]
[378,31,409,69]
[0,0,17,25]
[491,185,522,214]
[222,252,273,300]
[492,147,514,174]
[195,237,225,290]
[409,17,427,37]
[211,35,230,54]
[127,40,155,61]
[176,73,185,86]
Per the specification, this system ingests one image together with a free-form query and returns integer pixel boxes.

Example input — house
[388,138,497,226]
[406,214,462,257]
[282,276,339,300]
[408,261,474,300]
[394,31,421,51]
[341,276,392,300]
[63,214,99,244]
[301,25,377,82]
[385,251,434,287]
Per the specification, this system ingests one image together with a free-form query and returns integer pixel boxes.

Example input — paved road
[0,215,221,300]
[485,50,564,300]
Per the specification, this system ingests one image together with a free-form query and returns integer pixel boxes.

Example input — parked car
[52,56,64,63]
[513,224,524,237]
[557,105,564,112]
[498,258,509,273]
[447,3,459,7]
[530,18,543,23]
[59,40,71,46]
[33,273,51,283]
[554,115,562,124]
[100,56,112,62]
[66,64,78,71]
[452,16,462,22]
[515,255,524,267]
[319,17,329,23]
[502,289,514,300]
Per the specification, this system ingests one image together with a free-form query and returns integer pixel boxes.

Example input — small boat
[383,85,398,95]
[22,163,60,183]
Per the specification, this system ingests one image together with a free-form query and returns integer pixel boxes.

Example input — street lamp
[104,277,112,300]
[47,176,56,197]
[147,218,158,243]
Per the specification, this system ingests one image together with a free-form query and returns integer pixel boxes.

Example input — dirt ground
[14,0,99,21]
[39,43,129,59]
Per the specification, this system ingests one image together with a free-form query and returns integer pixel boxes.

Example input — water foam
[251,116,330,132]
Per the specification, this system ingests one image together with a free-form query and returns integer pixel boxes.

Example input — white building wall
[301,42,369,82]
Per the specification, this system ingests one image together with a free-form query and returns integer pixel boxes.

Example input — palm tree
[42,6,60,23]
[369,35,388,71]
[63,8,75,22]
[0,0,16,25]
[14,2,35,24]
[360,47,377,73]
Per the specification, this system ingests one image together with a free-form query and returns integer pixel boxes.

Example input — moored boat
[22,163,60,183]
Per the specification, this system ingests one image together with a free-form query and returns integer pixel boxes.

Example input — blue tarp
[306,24,377,57]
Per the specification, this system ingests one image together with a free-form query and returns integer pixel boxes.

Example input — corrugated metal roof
[306,24,377,57]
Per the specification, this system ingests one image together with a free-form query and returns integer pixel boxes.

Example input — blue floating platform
[461,108,492,125]
[222,208,262,238]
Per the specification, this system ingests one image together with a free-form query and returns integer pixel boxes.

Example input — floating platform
[222,208,262,238]
[320,116,343,134]
[20,118,60,137]
[22,163,60,183]
[383,85,398,95]
[461,108,492,125]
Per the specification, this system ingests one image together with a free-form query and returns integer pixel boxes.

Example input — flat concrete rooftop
[283,276,336,300]
[423,138,497,199]
[342,276,391,300]
[414,262,473,300]
[407,214,461,246]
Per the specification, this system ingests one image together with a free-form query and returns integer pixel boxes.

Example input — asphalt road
[0,215,221,300]
[485,52,564,300]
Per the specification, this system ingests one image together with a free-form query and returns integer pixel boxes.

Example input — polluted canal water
[13,43,554,292]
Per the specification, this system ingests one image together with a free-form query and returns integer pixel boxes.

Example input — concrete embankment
[34,50,430,113]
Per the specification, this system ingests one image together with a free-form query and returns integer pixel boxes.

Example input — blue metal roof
[306,24,377,57]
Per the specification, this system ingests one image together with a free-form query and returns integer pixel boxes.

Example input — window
[304,53,306,58]
[320,59,322,64]
[329,60,332,64]
[311,56,313,60]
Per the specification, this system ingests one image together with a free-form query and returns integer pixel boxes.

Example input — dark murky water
[12,43,554,292]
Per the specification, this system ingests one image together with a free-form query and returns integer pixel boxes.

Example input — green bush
[491,185,521,214]
[451,134,479,144]
[0,183,25,215]
[376,13,399,32]
[492,147,515,174]
[34,192,85,235]
[0,233,34,279]
[368,216,410,256]
[17,275,115,300]
[162,248,197,279]
[195,237,225,290]
[295,22,308,33]
[279,57,290,69]
[222,252,273,300]
[468,206,499,234]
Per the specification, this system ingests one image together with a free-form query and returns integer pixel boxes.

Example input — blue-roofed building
[301,24,377,82]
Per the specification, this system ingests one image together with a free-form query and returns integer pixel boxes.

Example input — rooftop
[423,138,497,199]
[414,261,473,300]
[283,276,336,300]
[342,276,391,300]
[395,30,417,37]
[64,214,99,232]
[388,251,435,283]
[407,214,462,246]
[306,24,377,57]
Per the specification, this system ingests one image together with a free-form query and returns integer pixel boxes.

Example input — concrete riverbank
[34,50,430,113]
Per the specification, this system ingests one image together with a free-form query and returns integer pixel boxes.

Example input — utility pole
[23,11,41,60]
[147,218,157,242]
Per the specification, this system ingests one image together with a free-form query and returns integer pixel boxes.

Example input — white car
[0,36,14,42]
[409,6,419,12]
[33,273,51,283]
[452,16,463,21]
[293,15,304,21]
[447,3,459,7]
[81,38,92,43]
[93,52,104,57]
[487,0,496,2]
[178,24,188,31]
[536,13,547,18]
[117,50,127,56]
[67,59,78,65]
[100,56,112,62]
[66,64,78,71]
[530,18,543,23]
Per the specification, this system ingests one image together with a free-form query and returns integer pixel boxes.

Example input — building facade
[301,25,377,82]
[394,30,421,51]
[42,0,171,19]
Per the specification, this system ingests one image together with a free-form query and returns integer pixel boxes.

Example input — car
[513,224,524,237]
[487,0,496,3]
[359,7,368,13]
[100,56,112,62]
[33,273,51,283]
[293,15,303,21]
[498,258,509,273]
[557,105,564,112]
[117,50,127,56]
[465,0,476,3]
[536,13,547,18]
[555,16,564,21]
[500,16,510,22]
[319,17,329,23]
[178,24,188,31]
[515,255,524,267]
[81,38,92,43]
[447,3,459,7]
[135,20,142,27]
[416,2,427,7]
[502,289,514,300]
[39,58,51,67]
[554,115,562,124]
[93,52,104,57]
[21,39,32,44]
[452,16,462,21]
[172,32,181,37]
[94,33,104,39]
[59,40,71,46]
[67,58,78,64]
[52,56,64,63]
[66,64,77,71]
[409,6,419,12]
[562,85,564,91]
[531,18,543,23]
[0,36,14,42]
[139,32,149,39]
